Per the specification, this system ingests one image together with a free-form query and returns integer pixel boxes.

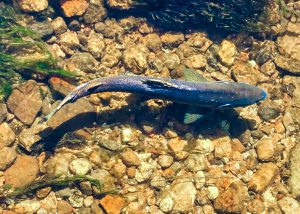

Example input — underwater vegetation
[107,0,271,33]
[0,4,73,101]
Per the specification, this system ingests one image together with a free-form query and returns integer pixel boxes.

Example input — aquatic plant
[0,175,102,199]
[0,4,73,101]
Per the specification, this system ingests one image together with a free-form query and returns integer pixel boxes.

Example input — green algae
[0,5,74,101]
[0,175,102,199]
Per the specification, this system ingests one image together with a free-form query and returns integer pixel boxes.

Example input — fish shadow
[41,100,250,151]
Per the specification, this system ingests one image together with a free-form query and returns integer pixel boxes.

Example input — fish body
[44,71,267,123]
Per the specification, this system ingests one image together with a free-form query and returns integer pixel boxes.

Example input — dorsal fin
[184,68,208,82]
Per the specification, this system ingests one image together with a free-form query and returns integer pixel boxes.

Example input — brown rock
[121,148,141,166]
[218,40,237,67]
[248,163,279,193]
[47,98,96,131]
[0,122,15,149]
[90,169,116,194]
[5,155,39,188]
[184,54,207,69]
[167,138,189,160]
[60,0,89,17]
[49,77,75,97]
[57,200,73,214]
[0,147,17,170]
[213,136,232,159]
[99,195,125,214]
[215,181,248,213]
[122,44,149,74]
[51,17,68,35]
[111,162,126,178]
[256,137,275,161]
[7,80,43,125]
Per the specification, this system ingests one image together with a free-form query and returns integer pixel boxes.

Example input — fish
[43,69,267,124]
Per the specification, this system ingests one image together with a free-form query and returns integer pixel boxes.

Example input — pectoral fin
[184,68,208,82]
[183,106,214,124]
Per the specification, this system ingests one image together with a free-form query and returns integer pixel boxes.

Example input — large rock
[17,0,48,12]
[7,80,43,125]
[275,32,300,74]
[4,155,39,188]
[47,98,96,131]
[0,122,16,149]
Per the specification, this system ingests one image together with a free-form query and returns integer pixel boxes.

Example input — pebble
[193,138,214,154]
[87,32,106,59]
[83,0,107,24]
[90,169,116,194]
[17,0,48,12]
[40,192,57,213]
[184,54,207,69]
[231,59,262,85]
[167,138,189,160]
[63,52,98,74]
[121,149,141,166]
[29,20,54,38]
[57,200,73,214]
[207,186,219,200]
[99,194,125,214]
[213,136,232,159]
[101,44,122,68]
[150,175,167,189]
[49,77,75,97]
[5,155,39,188]
[69,158,92,175]
[157,177,196,213]
[68,193,84,208]
[46,153,73,177]
[51,17,68,35]
[289,143,300,197]
[83,196,94,207]
[0,103,7,123]
[215,181,248,213]
[161,33,184,47]
[158,155,173,168]
[0,122,15,149]
[186,33,212,52]
[217,40,237,67]
[159,196,174,213]
[111,162,126,178]
[278,196,300,214]
[60,0,89,17]
[6,80,43,125]
[256,137,275,161]
[135,162,155,182]
[184,154,208,172]
[0,147,17,171]
[194,171,205,189]
[141,33,162,52]
[122,44,149,74]
[121,128,134,143]
[59,31,80,50]
[248,163,279,193]
[258,100,281,122]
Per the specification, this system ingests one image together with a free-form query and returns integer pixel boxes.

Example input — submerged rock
[17,0,48,12]
[289,143,300,197]
[60,0,89,17]
[0,147,17,170]
[0,122,15,149]
[7,80,43,125]
[4,155,39,188]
